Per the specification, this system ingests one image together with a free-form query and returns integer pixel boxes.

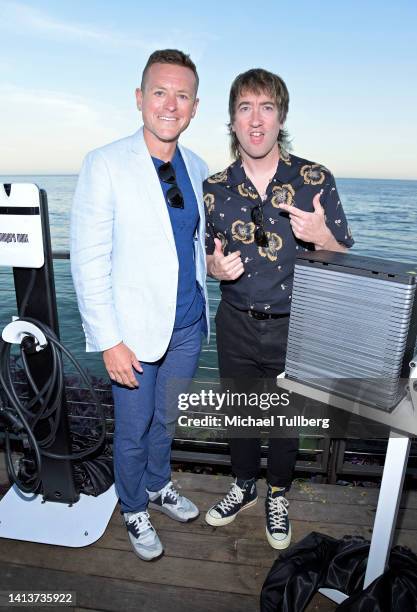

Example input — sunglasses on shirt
[157,161,184,209]
[251,204,269,247]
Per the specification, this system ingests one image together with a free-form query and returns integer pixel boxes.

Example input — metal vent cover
[285,251,417,411]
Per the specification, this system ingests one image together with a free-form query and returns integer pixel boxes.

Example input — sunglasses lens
[255,228,269,247]
[167,186,184,209]
[251,206,262,225]
[252,205,268,246]
[157,162,184,209]
[158,162,176,183]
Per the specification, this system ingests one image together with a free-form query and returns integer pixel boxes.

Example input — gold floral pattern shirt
[204,150,354,314]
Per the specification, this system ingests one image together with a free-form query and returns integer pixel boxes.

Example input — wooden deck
[1,460,417,612]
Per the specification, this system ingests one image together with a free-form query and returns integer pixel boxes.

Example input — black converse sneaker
[265,484,291,549]
[205,478,258,526]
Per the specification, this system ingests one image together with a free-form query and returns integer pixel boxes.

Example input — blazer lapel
[179,144,205,231]
[130,128,177,255]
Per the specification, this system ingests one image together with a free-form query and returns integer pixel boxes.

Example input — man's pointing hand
[278,191,333,248]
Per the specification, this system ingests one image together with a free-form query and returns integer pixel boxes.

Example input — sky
[1,0,416,179]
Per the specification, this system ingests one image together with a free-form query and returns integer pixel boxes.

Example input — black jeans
[216,300,298,488]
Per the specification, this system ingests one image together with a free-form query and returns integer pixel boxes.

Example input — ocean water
[1,175,416,382]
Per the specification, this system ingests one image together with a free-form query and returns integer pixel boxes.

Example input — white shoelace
[217,483,244,513]
[268,495,289,530]
[127,510,153,536]
[159,481,180,505]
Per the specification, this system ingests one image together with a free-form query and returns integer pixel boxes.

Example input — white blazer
[70,128,210,362]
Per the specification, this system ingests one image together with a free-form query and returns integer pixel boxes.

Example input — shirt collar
[226,147,296,188]
[151,146,181,168]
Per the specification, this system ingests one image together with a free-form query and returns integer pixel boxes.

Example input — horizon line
[1,173,417,182]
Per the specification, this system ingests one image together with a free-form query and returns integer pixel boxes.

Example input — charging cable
[0,317,107,493]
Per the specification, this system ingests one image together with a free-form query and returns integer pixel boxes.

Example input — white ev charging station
[0,183,117,547]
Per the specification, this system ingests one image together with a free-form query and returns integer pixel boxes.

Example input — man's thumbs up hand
[214,237,224,254]
[208,237,244,281]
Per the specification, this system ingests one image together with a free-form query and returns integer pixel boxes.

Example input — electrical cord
[0,317,107,493]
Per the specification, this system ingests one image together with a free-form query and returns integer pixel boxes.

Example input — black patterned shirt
[204,150,354,315]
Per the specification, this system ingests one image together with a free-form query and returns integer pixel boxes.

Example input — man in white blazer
[71,49,209,561]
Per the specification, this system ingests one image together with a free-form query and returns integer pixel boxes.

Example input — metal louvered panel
[285,251,417,411]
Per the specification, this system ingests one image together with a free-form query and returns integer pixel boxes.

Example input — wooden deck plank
[0,539,267,596]
[3,472,417,565]
[195,489,417,529]
[75,609,108,612]
[14,596,337,612]
[2,480,412,533]
[0,562,259,612]
[98,518,279,567]
[4,460,417,508]
[104,511,416,558]
[2,511,415,577]
[106,487,417,530]
[98,522,277,566]
[171,472,417,508]
[2,458,417,508]
[307,594,337,612]
[0,560,338,612]
[147,513,417,552]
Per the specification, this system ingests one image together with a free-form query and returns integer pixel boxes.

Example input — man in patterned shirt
[204,68,353,549]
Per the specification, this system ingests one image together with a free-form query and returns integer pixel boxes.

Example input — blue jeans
[112,318,202,513]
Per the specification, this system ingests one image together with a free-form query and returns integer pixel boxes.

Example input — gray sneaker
[124,510,164,561]
[147,481,199,522]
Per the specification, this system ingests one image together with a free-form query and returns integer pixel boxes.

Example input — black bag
[260,532,417,612]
